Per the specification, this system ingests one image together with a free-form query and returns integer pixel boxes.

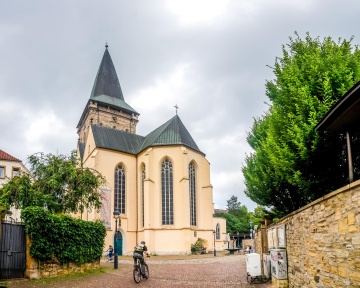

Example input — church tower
[77,45,139,143]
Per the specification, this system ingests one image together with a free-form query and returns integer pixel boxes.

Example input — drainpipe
[346,131,354,183]
[136,157,138,244]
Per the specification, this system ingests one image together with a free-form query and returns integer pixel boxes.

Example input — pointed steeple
[90,45,124,100]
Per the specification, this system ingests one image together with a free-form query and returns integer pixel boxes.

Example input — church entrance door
[115,231,122,256]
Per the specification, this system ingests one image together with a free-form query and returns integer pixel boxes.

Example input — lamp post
[249,220,253,240]
[113,209,120,269]
[237,232,239,247]
[212,230,216,256]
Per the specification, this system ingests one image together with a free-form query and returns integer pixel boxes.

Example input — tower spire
[90,46,124,100]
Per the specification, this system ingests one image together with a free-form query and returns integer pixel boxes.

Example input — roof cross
[174,104,179,115]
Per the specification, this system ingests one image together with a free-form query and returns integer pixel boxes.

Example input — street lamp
[237,232,239,247]
[249,220,253,239]
[212,230,216,256]
[113,209,120,269]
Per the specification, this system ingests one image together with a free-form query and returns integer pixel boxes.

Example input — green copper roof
[140,115,202,153]
[84,115,203,158]
[91,95,137,114]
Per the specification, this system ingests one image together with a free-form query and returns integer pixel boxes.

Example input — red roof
[0,149,20,162]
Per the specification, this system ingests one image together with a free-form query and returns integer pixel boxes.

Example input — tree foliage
[216,195,253,234]
[243,32,360,216]
[0,151,105,215]
[226,195,242,216]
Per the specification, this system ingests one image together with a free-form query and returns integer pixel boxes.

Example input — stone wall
[25,236,101,279]
[266,179,360,287]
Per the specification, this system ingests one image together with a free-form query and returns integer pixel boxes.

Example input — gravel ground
[2,252,272,288]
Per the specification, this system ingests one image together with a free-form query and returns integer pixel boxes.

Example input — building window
[114,165,126,214]
[189,162,196,226]
[0,166,5,178]
[142,165,146,227]
[216,224,220,240]
[161,159,173,225]
[12,167,20,177]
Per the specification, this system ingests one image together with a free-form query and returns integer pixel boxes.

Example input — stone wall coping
[268,179,360,228]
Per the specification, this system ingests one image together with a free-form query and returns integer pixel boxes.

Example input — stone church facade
[76,46,226,255]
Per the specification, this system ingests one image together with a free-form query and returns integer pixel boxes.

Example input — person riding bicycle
[133,241,149,277]
[106,245,114,261]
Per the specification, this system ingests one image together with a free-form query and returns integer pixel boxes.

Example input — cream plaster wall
[80,129,225,255]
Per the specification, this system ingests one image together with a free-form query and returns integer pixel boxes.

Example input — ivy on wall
[21,206,106,265]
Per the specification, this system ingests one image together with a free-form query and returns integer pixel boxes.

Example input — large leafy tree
[243,32,360,217]
[215,195,251,234]
[0,151,105,215]
[227,195,242,216]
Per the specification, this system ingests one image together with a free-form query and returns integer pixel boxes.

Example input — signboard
[277,225,286,248]
[100,188,112,229]
[267,227,278,249]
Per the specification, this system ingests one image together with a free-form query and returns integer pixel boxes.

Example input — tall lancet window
[114,165,126,214]
[216,223,220,240]
[142,165,146,227]
[161,159,173,225]
[189,162,196,226]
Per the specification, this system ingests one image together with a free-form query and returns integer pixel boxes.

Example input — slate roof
[89,46,138,115]
[78,141,85,161]
[315,81,360,133]
[91,46,124,101]
[82,115,203,157]
[92,125,145,155]
[0,149,20,162]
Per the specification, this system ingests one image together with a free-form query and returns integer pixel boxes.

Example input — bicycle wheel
[143,264,149,279]
[133,266,141,283]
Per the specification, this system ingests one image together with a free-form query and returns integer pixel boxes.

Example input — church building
[76,45,226,255]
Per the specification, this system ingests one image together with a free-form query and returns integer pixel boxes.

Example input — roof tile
[0,149,21,161]
[88,115,203,157]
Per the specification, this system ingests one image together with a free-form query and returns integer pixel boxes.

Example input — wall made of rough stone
[269,180,360,288]
[25,236,101,279]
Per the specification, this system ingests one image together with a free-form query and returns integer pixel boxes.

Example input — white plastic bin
[246,253,261,276]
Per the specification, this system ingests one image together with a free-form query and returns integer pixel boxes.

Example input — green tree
[215,195,253,234]
[227,195,242,216]
[243,32,360,216]
[0,151,105,215]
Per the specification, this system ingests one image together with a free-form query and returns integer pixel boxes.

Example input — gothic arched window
[189,162,196,226]
[161,159,173,225]
[114,165,126,214]
[142,165,146,227]
[216,224,220,240]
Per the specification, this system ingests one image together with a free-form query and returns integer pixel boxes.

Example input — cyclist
[133,241,149,277]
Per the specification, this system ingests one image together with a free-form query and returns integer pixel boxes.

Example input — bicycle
[133,256,149,283]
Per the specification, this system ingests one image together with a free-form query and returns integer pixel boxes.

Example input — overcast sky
[1,0,359,212]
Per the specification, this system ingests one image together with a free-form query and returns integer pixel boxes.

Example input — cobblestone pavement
[4,253,272,288]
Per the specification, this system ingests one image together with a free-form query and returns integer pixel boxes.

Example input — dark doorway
[0,221,26,279]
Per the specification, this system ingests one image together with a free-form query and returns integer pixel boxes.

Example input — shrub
[191,238,206,253]
[21,206,106,265]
